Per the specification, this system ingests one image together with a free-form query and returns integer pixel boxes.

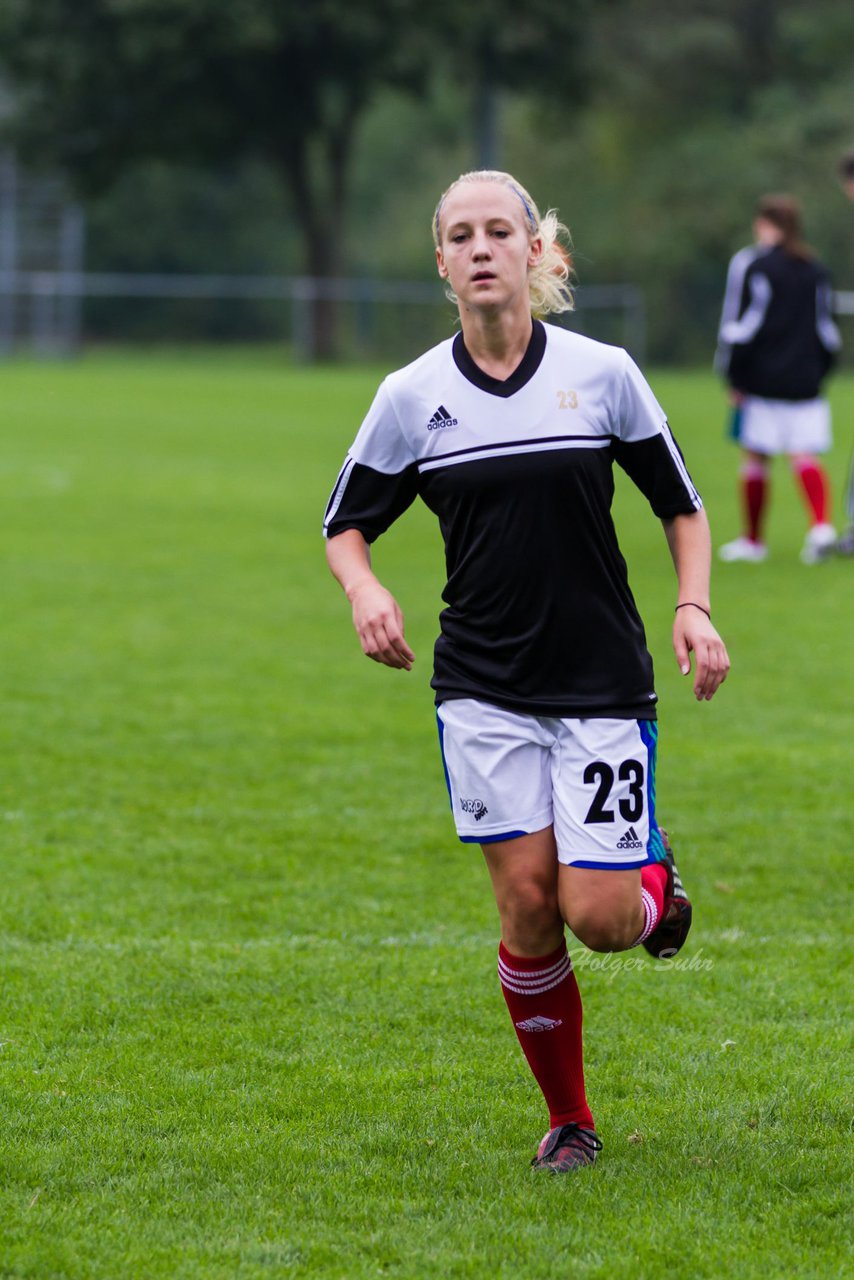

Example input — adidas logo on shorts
[617,826,643,850]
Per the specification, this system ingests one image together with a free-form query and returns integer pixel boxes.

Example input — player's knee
[499,879,561,953]
[568,902,639,954]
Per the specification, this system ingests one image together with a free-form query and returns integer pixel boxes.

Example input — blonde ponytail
[529,208,574,316]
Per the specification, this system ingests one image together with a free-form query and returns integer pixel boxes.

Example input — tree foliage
[0,0,597,354]
[520,0,854,359]
[0,0,851,361]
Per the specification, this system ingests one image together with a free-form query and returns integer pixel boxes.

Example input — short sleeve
[348,381,413,472]
[615,353,668,443]
[323,381,419,542]
[612,353,703,517]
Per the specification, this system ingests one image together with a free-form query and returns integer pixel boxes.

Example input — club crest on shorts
[460,797,488,821]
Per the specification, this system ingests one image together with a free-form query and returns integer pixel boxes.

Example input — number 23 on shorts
[583,758,645,825]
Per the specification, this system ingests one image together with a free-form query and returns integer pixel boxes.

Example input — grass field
[1,349,852,1279]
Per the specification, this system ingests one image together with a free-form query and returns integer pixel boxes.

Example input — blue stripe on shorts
[639,719,665,864]
[436,710,453,808]
[728,405,743,442]
[461,830,528,845]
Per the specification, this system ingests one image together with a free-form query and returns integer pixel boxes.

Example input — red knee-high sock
[792,458,830,526]
[632,861,668,946]
[498,941,594,1130]
[741,460,769,543]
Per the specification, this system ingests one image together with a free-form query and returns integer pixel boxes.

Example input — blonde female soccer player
[324,171,729,1173]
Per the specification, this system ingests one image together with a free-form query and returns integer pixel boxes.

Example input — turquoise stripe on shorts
[639,719,665,864]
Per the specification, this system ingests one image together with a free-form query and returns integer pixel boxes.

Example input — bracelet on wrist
[675,602,711,620]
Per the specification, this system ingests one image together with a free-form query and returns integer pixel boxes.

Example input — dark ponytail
[755,194,813,261]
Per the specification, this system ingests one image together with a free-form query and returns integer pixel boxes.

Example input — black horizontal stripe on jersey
[416,433,614,471]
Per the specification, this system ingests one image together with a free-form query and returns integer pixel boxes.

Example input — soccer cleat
[718,536,768,563]
[800,522,837,564]
[531,1122,603,1173]
[642,828,692,959]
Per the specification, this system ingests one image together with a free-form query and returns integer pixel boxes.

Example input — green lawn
[0,351,851,1278]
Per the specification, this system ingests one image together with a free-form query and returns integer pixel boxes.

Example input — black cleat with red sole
[531,1122,603,1173]
[642,828,692,959]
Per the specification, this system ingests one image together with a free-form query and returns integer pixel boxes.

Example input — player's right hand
[350,581,415,670]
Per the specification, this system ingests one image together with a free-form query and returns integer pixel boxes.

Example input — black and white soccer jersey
[715,244,841,400]
[324,320,702,719]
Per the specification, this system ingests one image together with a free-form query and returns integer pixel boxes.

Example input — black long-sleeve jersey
[324,321,703,720]
[715,244,841,400]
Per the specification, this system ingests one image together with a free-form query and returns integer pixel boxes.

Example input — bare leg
[481,826,563,955]
[482,828,648,953]
[559,865,645,953]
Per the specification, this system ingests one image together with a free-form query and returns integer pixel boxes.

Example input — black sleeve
[323,458,419,544]
[613,430,703,519]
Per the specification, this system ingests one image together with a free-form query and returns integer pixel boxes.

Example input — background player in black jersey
[324,170,729,1174]
[715,194,842,564]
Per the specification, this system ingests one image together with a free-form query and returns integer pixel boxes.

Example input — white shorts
[737,396,831,456]
[436,699,666,869]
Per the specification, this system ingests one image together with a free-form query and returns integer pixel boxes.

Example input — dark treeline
[0,0,852,362]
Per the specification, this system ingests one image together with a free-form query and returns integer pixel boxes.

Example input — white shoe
[719,536,768,563]
[800,522,837,564]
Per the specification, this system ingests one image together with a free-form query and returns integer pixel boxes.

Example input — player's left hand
[673,608,730,701]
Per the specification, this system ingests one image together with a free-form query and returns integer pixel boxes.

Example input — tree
[0,0,599,356]
[522,0,854,360]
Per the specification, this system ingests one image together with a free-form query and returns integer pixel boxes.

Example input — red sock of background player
[741,460,769,543]
[792,456,830,526]
[498,941,594,1130]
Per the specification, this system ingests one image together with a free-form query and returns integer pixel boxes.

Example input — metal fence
[2,151,854,365]
[0,269,649,362]
[0,150,86,356]
[3,268,854,367]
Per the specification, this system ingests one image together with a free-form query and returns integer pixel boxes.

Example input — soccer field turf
[1,350,851,1278]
